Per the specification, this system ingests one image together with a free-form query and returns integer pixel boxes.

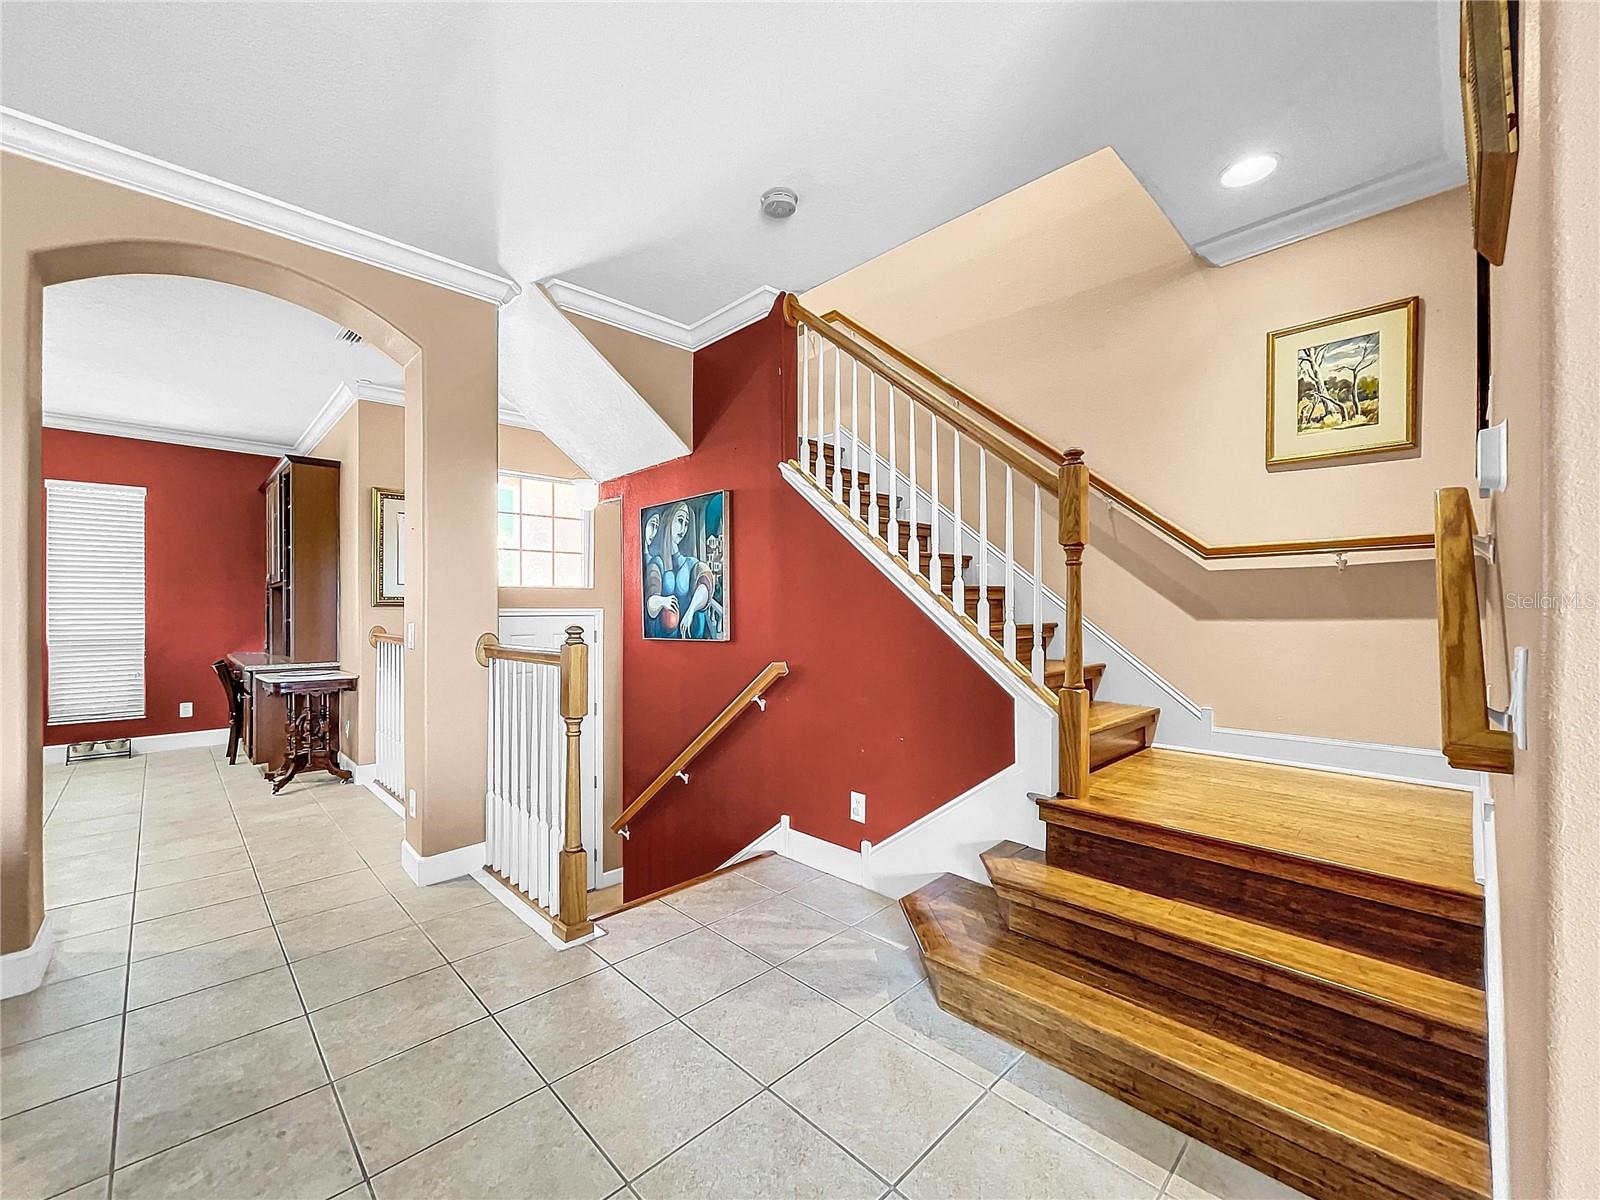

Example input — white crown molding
[1,107,521,307]
[293,378,535,455]
[43,410,292,458]
[1193,152,1466,266]
[544,278,780,351]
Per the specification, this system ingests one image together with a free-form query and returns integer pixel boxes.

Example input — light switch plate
[408,789,417,818]
[178,701,193,718]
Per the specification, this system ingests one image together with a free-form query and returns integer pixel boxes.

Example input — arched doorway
[3,156,501,988]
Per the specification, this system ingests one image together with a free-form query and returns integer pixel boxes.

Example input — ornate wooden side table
[256,671,358,793]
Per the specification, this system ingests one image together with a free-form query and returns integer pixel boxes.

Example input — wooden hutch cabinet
[238,455,342,766]
[263,455,340,661]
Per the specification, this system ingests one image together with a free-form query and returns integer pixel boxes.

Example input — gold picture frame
[1266,297,1419,468]
[371,487,404,606]
[1460,0,1518,265]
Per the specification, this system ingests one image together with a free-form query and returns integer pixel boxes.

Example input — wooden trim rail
[369,625,403,647]
[475,633,561,667]
[788,298,1435,561]
[612,662,789,835]
[1434,488,1514,773]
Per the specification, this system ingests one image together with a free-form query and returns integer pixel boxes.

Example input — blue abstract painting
[641,490,729,641]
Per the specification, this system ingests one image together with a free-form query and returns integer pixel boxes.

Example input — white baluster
[546,666,562,915]
[513,662,526,891]
[849,358,862,519]
[1004,465,1017,661]
[832,345,843,503]
[484,659,496,875]
[908,401,921,576]
[887,385,899,555]
[536,666,549,911]
[929,416,942,596]
[978,450,991,631]
[868,374,881,532]
[952,433,964,614]
[1032,484,1045,683]
[798,324,809,470]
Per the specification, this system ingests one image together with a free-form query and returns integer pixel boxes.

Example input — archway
[2,155,500,989]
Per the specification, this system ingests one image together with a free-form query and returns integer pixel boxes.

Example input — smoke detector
[760,187,798,219]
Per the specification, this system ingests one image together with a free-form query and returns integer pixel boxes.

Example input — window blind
[45,479,147,725]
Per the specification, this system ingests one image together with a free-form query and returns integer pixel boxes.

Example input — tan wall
[1481,3,1600,1197]
[1,154,499,955]
[310,398,405,764]
[497,425,625,874]
[803,151,1477,747]
[569,312,694,449]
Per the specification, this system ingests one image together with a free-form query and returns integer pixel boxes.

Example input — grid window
[497,472,592,588]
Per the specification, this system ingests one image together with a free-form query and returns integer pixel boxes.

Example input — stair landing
[1043,749,1480,910]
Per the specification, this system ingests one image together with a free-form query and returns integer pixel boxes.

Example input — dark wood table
[224,652,340,766]
[255,670,358,793]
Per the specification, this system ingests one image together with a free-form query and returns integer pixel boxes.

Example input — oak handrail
[792,299,1436,561]
[1434,488,1514,773]
[369,625,403,647]
[612,661,789,834]
[475,633,561,668]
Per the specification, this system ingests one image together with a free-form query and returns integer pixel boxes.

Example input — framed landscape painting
[1266,297,1419,467]
[641,489,729,641]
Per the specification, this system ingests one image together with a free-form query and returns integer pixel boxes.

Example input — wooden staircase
[789,305,1490,1200]
[903,755,1488,1200]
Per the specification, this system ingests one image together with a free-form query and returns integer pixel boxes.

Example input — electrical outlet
[178,701,193,718]
[407,789,417,818]
[850,791,866,823]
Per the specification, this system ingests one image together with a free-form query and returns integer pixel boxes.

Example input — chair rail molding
[1,107,520,306]
[544,278,780,351]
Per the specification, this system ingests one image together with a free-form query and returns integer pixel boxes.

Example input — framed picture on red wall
[641,490,728,641]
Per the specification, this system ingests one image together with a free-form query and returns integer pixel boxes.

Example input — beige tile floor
[1,747,1313,1200]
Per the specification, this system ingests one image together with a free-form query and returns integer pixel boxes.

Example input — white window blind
[45,479,147,724]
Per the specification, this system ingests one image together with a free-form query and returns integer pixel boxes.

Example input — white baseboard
[400,838,486,886]
[469,869,605,951]
[1,914,54,999]
[339,753,377,788]
[594,866,624,890]
[44,727,231,765]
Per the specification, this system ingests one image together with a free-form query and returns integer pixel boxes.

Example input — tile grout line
[230,773,380,1189]
[100,754,150,1200]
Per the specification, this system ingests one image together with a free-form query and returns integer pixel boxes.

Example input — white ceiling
[43,275,402,455]
[1,1,1464,329]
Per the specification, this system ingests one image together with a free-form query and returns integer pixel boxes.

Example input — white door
[497,608,605,888]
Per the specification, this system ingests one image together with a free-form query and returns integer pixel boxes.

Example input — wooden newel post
[1058,449,1091,800]
[554,625,594,940]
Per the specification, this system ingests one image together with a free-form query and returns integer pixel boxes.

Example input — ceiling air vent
[336,327,363,345]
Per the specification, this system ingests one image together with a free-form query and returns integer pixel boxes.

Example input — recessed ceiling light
[1220,154,1278,189]
[760,186,798,219]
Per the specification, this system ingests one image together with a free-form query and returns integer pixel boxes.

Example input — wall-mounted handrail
[791,299,1437,561]
[612,662,788,835]
[369,625,404,647]
[1434,488,1514,773]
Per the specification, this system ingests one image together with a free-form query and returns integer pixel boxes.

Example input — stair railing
[612,661,789,838]
[814,306,1436,562]
[368,626,405,802]
[474,626,594,942]
[1433,488,1514,773]
[789,297,1058,692]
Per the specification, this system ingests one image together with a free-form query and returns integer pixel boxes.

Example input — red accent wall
[42,429,275,746]
[607,299,1014,898]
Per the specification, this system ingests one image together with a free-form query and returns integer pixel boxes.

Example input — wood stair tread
[905,874,1489,1200]
[1088,701,1160,736]
[1044,749,1481,910]
[981,851,1486,1046]
[1045,660,1104,688]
